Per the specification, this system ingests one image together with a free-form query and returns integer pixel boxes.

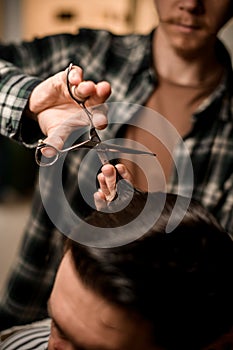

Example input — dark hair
[66,192,233,350]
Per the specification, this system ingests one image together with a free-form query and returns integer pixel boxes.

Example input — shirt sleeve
[0,33,81,146]
[0,320,50,350]
[0,60,42,144]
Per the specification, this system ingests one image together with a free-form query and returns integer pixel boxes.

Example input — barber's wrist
[23,100,38,122]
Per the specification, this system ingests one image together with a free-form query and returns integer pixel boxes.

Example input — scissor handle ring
[67,63,87,105]
[35,141,60,167]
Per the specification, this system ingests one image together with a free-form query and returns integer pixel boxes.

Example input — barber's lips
[171,21,200,33]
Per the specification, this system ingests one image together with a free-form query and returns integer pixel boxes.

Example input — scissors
[35,63,156,167]
[35,63,156,199]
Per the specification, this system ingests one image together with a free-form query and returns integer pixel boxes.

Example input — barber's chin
[172,39,207,59]
[170,31,214,58]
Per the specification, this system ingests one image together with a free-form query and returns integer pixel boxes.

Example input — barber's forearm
[0,36,66,142]
[0,63,43,144]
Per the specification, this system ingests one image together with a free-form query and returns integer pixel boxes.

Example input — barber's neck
[153,26,223,88]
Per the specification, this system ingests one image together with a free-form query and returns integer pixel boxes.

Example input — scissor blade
[100,142,156,157]
[95,144,111,165]
[94,142,156,168]
[69,139,99,150]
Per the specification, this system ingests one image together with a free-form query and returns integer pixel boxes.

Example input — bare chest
[122,82,212,191]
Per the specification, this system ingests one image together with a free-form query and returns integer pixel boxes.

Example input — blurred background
[0,0,233,292]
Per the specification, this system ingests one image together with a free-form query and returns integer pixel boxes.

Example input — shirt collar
[192,39,233,123]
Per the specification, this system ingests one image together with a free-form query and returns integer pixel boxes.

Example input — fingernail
[42,148,56,157]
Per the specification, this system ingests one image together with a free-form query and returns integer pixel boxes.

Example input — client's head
[48,192,233,350]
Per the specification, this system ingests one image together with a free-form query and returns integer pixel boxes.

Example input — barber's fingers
[31,65,110,150]
[69,81,110,130]
[94,163,134,210]
[115,163,133,184]
[90,103,108,130]
[71,80,111,102]
[94,165,115,211]
[97,164,117,202]
[95,164,117,209]
[68,65,111,112]
[30,65,110,114]
[94,190,107,211]
[65,64,84,87]
[97,164,134,196]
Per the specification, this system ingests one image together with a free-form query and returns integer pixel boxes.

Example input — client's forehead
[49,251,156,350]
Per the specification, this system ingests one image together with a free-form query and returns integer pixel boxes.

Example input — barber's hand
[28,65,111,149]
[94,163,133,211]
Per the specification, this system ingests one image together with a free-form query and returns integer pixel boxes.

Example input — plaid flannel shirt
[0,28,233,330]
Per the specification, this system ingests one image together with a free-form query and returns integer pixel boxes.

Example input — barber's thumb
[43,120,80,151]
[42,133,65,152]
